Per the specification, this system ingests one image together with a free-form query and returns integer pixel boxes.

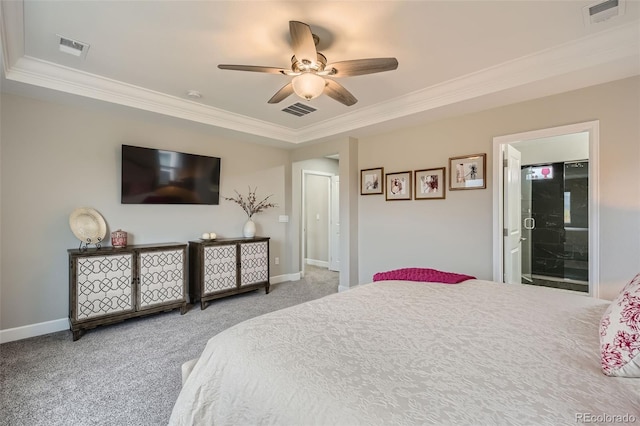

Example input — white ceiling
[1,1,639,147]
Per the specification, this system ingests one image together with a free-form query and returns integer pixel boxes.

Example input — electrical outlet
[275,257,280,265]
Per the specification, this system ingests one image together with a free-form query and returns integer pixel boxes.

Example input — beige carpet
[0,266,338,426]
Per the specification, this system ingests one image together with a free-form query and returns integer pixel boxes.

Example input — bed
[169,278,640,425]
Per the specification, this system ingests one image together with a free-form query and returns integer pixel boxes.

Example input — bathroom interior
[517,132,589,293]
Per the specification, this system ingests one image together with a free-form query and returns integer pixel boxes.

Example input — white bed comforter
[169,280,640,425]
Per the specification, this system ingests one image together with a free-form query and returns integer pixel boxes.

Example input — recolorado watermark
[576,413,637,423]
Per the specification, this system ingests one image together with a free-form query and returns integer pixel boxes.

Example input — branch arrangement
[224,186,277,218]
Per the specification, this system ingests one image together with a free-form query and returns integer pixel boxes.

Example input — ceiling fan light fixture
[292,73,325,101]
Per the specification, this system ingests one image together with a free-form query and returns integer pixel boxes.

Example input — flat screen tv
[121,145,221,205]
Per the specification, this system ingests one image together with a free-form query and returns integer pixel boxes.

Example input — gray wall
[357,76,640,301]
[2,76,639,335]
[0,93,290,330]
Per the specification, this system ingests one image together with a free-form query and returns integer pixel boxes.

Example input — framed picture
[415,167,446,200]
[360,167,384,195]
[449,153,486,190]
[385,171,412,201]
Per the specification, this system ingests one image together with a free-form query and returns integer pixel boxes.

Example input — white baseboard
[339,284,357,292]
[2,275,303,343]
[270,272,301,284]
[0,318,69,344]
[305,258,329,268]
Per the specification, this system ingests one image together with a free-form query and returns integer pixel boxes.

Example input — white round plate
[69,207,107,243]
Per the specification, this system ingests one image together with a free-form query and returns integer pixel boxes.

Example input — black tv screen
[121,145,221,205]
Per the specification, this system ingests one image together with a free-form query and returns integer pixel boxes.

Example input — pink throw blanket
[373,267,476,284]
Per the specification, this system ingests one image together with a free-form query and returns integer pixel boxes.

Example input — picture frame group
[360,153,485,201]
[361,168,446,201]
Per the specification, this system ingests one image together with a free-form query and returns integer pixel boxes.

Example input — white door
[503,145,522,284]
[329,175,340,271]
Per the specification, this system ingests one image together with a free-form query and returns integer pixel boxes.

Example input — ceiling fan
[218,21,398,107]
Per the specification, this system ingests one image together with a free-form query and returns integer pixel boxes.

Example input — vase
[243,218,256,238]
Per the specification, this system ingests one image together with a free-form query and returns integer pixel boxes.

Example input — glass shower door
[521,167,533,284]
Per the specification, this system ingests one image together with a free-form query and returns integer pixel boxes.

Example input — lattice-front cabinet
[68,243,187,340]
[189,237,270,309]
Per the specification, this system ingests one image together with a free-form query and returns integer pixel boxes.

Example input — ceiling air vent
[583,0,626,25]
[57,35,90,59]
[282,102,317,117]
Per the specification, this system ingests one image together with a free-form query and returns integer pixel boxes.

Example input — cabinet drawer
[74,253,134,320]
[138,249,185,309]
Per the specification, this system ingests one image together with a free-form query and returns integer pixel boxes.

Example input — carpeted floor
[0,266,338,426]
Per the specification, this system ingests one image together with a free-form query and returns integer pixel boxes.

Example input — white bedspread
[169,280,640,425]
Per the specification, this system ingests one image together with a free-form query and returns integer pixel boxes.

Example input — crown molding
[295,21,640,142]
[1,0,638,145]
[0,0,25,75]
[6,56,300,143]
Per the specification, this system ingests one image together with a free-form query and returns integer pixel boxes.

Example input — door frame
[329,175,340,272]
[492,120,600,297]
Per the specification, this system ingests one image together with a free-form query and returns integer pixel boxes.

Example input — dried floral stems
[224,186,277,218]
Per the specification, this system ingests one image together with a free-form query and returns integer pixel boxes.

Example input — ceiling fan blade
[268,83,294,104]
[218,65,287,75]
[324,80,357,106]
[324,58,398,77]
[289,21,317,64]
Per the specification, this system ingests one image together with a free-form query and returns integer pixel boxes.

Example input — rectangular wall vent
[583,0,625,25]
[282,102,317,117]
[57,35,90,59]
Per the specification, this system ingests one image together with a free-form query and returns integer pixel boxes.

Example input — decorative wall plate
[69,207,107,243]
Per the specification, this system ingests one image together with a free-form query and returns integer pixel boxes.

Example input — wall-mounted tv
[121,145,221,205]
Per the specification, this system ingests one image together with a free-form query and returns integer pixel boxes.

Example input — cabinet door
[240,241,269,286]
[138,248,185,310]
[75,254,134,320]
[203,244,237,294]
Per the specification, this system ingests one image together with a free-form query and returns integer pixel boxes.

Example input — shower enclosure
[520,161,589,292]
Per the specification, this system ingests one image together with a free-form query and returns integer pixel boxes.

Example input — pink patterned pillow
[600,273,640,377]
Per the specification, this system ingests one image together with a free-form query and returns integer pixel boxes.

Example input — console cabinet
[68,243,187,340]
[189,237,270,309]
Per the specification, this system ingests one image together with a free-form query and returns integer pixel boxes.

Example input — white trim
[306,258,329,268]
[492,120,600,297]
[270,272,301,284]
[0,318,69,343]
[338,283,358,292]
[0,273,301,342]
[1,0,637,145]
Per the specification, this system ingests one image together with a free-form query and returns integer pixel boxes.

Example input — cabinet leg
[72,329,83,341]
[180,303,187,315]
[201,300,207,310]
[265,284,270,294]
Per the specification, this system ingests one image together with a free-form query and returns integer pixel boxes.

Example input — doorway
[301,169,340,276]
[493,121,600,297]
